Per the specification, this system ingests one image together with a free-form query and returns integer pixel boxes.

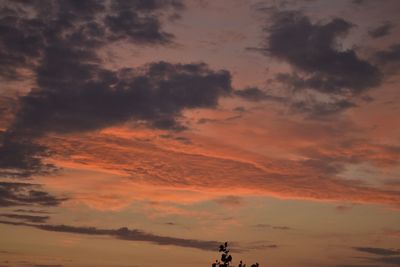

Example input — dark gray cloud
[0,0,184,80]
[340,246,400,267]
[11,61,232,136]
[105,0,184,44]
[0,213,49,223]
[0,135,57,177]
[264,10,382,95]
[0,220,221,251]
[234,87,286,102]
[232,79,357,118]
[373,256,400,265]
[290,98,357,118]
[368,22,395,38]
[234,87,269,101]
[354,247,400,256]
[375,44,400,73]
[0,0,237,177]
[1,61,231,176]
[0,182,65,207]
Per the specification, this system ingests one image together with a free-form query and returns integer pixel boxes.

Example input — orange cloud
[35,127,400,212]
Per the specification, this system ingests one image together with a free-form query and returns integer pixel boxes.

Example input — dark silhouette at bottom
[211,242,260,267]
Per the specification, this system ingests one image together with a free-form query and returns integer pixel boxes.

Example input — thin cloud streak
[0,220,222,251]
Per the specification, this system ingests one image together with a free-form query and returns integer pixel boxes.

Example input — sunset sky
[0,0,400,266]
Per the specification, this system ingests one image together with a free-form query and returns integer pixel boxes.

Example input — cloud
[234,87,267,101]
[289,97,357,118]
[1,62,232,177]
[164,222,178,226]
[264,10,382,95]
[0,0,184,80]
[11,61,232,136]
[353,247,400,256]
[0,0,236,177]
[233,75,358,118]
[38,132,400,209]
[0,0,238,181]
[368,22,395,38]
[298,140,400,168]
[0,220,221,251]
[245,241,278,250]
[0,182,65,207]
[253,224,292,230]
[0,213,49,223]
[0,135,57,177]
[105,0,184,44]
[234,87,289,106]
[12,209,51,214]
[375,44,400,62]
[373,256,400,265]
[375,44,400,73]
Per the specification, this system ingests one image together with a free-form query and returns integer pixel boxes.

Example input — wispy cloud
[0,220,221,251]
[353,247,400,256]
[0,182,66,207]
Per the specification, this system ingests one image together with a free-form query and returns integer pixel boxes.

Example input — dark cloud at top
[0,0,184,80]
[264,11,382,95]
[353,247,400,256]
[106,0,184,44]
[11,61,232,136]
[1,60,232,176]
[0,0,237,177]
[368,22,395,39]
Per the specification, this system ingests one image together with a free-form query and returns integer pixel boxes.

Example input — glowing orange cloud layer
[36,126,400,211]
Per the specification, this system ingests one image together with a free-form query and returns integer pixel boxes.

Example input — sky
[0,0,400,266]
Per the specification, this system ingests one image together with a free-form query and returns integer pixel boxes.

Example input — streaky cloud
[0,220,222,251]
